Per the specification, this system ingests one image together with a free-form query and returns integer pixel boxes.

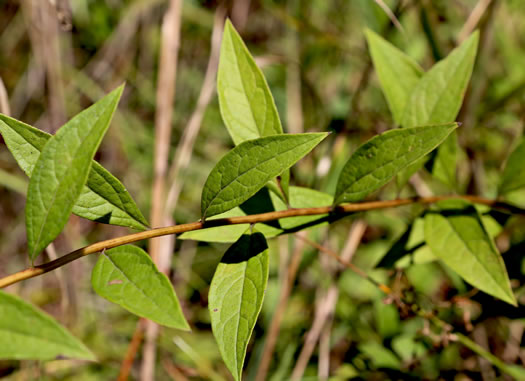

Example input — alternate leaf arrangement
[1,20,524,379]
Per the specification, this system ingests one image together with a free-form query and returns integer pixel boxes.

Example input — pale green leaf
[0,113,148,231]
[209,229,269,381]
[499,137,525,194]
[0,291,95,360]
[365,29,423,125]
[334,124,457,204]
[218,20,289,200]
[91,245,190,330]
[401,32,479,128]
[26,85,123,259]
[424,200,516,305]
[201,133,328,219]
[218,19,283,145]
[432,133,458,188]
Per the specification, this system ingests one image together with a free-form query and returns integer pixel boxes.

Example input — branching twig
[0,195,523,289]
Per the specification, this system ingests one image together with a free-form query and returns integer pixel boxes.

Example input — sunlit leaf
[424,200,516,305]
[0,291,95,360]
[365,29,423,125]
[91,245,190,330]
[26,85,124,259]
[201,133,328,219]
[209,229,269,381]
[334,124,457,204]
[0,113,148,230]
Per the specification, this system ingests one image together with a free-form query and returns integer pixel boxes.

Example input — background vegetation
[1,0,525,379]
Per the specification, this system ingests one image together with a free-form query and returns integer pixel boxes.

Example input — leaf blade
[209,229,269,381]
[424,200,516,305]
[400,31,479,128]
[0,113,148,231]
[334,123,457,204]
[26,85,125,258]
[218,19,283,145]
[0,291,94,360]
[201,133,328,219]
[91,245,190,330]
[365,29,424,125]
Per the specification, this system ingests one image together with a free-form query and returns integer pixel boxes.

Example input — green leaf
[201,133,328,219]
[365,29,424,125]
[91,245,190,330]
[218,19,283,145]
[209,229,269,381]
[0,113,148,231]
[218,20,290,200]
[432,133,458,188]
[400,32,479,128]
[334,123,457,204]
[0,291,94,360]
[26,85,123,259]
[424,200,516,305]
[499,137,525,194]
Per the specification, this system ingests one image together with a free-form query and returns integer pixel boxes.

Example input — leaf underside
[424,200,515,306]
[209,229,269,381]
[91,245,190,330]
[0,291,94,361]
[0,113,148,231]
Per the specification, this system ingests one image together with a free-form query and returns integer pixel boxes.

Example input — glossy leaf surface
[365,29,423,125]
[424,200,515,305]
[26,85,124,259]
[0,113,148,230]
[0,291,94,360]
[334,124,457,204]
[209,230,269,381]
[91,245,190,330]
[201,133,328,219]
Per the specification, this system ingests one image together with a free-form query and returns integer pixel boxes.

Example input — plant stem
[0,195,522,289]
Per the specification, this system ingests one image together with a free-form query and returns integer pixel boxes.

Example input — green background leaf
[201,133,328,219]
[400,32,479,128]
[424,200,515,305]
[0,291,94,360]
[91,245,190,330]
[365,29,423,125]
[334,123,457,204]
[26,85,123,259]
[0,113,148,230]
[499,137,525,194]
[209,229,269,381]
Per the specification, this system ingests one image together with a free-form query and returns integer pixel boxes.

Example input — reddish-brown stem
[0,195,522,289]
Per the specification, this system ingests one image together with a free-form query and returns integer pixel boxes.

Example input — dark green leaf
[0,113,148,231]
[25,85,125,259]
[91,245,190,330]
[424,200,516,305]
[201,133,328,219]
[334,124,457,204]
[0,291,95,360]
[209,229,269,381]
[365,29,423,125]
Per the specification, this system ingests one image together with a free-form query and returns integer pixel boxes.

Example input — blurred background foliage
[1,0,525,380]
